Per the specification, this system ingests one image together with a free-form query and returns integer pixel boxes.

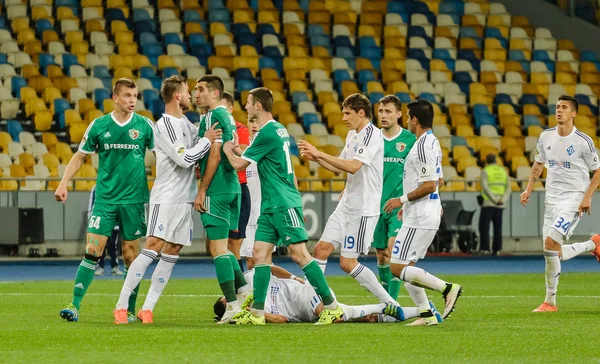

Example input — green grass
[1,274,599,363]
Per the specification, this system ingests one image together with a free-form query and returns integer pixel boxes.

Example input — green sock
[302,260,334,306]
[72,258,97,310]
[389,277,403,300]
[378,264,391,292]
[228,252,248,291]
[123,267,140,314]
[252,264,271,310]
[214,254,236,302]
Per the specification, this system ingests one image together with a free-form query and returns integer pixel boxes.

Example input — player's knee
[144,236,164,253]
[377,248,391,264]
[162,243,182,256]
[339,256,358,273]
[544,234,562,251]
[313,241,333,260]
[390,263,405,278]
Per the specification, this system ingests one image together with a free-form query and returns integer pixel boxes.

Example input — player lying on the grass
[213,267,443,324]
[520,95,600,313]
[113,76,222,324]
[56,78,155,322]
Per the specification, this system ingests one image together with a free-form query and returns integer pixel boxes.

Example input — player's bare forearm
[407,180,437,201]
[199,143,220,192]
[525,161,544,192]
[316,153,362,174]
[60,151,87,186]
[584,169,600,198]
[264,313,289,323]
[223,148,250,171]
[270,265,294,279]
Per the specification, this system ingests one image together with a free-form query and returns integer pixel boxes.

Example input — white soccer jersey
[535,126,600,205]
[150,114,212,204]
[246,161,261,225]
[337,123,384,216]
[402,130,442,229]
[243,270,319,323]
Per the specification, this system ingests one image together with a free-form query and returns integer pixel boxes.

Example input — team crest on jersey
[129,129,140,140]
[177,146,185,155]
[396,142,406,152]
[567,145,575,156]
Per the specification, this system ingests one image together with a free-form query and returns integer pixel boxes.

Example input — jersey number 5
[88,216,101,229]
[283,141,292,174]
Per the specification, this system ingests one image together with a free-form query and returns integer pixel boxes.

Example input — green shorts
[87,202,146,241]
[255,207,308,246]
[201,193,240,240]
[372,210,403,249]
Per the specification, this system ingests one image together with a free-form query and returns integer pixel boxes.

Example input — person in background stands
[479,154,511,256]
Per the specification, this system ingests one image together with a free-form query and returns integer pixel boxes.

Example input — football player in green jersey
[221,87,345,325]
[373,95,416,300]
[55,78,155,322]
[194,75,250,324]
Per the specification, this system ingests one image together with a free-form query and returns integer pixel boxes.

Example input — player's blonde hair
[161,75,187,103]
[113,78,137,95]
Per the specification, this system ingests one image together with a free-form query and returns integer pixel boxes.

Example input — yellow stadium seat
[77,99,96,116]
[479,145,499,163]
[64,30,84,46]
[457,156,478,174]
[279,112,296,126]
[34,110,54,131]
[57,7,75,20]
[85,20,105,34]
[42,87,62,105]
[334,123,349,138]
[0,132,12,151]
[56,77,79,95]
[42,153,59,169]
[65,109,83,126]
[505,146,525,164]
[69,123,88,143]
[118,42,138,56]
[26,98,48,117]
[17,28,36,45]
[42,30,60,45]
[28,76,53,94]
[70,41,89,56]
[511,156,530,174]
[340,81,360,99]
[103,99,115,114]
[42,132,58,150]
[11,17,30,34]
[452,145,471,161]
[19,87,38,103]
[19,153,36,175]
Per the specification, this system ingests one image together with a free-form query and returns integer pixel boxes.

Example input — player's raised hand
[383,197,402,214]
[298,140,318,161]
[520,190,531,206]
[578,195,592,216]
[204,122,222,143]
[54,184,68,203]
[194,190,207,212]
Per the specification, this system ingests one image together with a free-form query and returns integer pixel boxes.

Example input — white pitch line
[0,292,599,299]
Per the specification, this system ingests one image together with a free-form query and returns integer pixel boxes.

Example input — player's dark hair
[160,75,186,103]
[249,87,274,112]
[486,153,497,164]
[378,94,402,125]
[342,93,372,119]
[213,297,226,322]
[113,78,137,95]
[558,95,579,112]
[222,91,235,108]
[197,75,224,100]
[407,98,434,129]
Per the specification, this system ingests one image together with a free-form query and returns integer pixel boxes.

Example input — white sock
[237,284,251,295]
[401,266,447,292]
[116,249,157,310]
[339,303,385,321]
[350,263,394,303]
[315,258,327,274]
[561,240,595,261]
[404,282,430,312]
[544,250,561,306]
[141,253,178,311]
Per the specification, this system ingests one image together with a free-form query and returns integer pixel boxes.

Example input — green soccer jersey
[242,120,302,213]
[79,112,154,204]
[381,127,416,212]
[198,105,241,196]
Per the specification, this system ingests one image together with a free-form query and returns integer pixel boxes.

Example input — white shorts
[147,203,194,246]
[390,226,437,265]
[320,208,377,259]
[542,203,581,244]
[240,224,257,258]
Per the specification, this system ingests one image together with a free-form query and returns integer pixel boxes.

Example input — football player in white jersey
[383,99,462,326]
[239,115,262,269]
[298,93,398,306]
[213,268,442,324]
[114,76,222,324]
[521,95,600,313]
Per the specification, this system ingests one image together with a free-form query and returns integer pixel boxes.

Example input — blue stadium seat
[140,32,159,47]
[184,10,203,22]
[164,33,183,46]
[523,115,542,127]
[311,35,330,48]
[237,33,260,48]
[509,50,528,62]
[106,8,127,23]
[185,111,200,124]
[494,94,514,105]
[334,36,354,49]
[139,66,158,79]
[189,33,208,47]
[291,92,309,107]
[143,89,160,110]
[92,65,110,79]
[335,47,356,59]
[236,79,259,93]
[162,67,180,78]
[94,88,111,108]
[7,120,23,141]
[151,98,165,120]
[439,0,464,15]
[56,0,77,7]
[208,9,230,23]
[395,92,412,103]
[234,68,254,80]
[457,49,480,61]
[451,136,469,148]
[38,54,55,69]
[333,70,352,85]
[308,24,326,38]
[142,43,163,58]
[62,53,80,69]
[35,19,54,37]
[520,94,541,105]
[135,20,157,35]
[368,92,384,105]
[0,53,7,64]
[54,99,71,118]
[11,76,27,98]
[133,9,152,23]
[0,15,6,30]
[581,50,600,62]
[208,0,226,10]
[302,113,320,132]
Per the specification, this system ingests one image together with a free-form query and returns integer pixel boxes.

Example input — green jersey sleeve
[242,129,272,164]
[145,118,155,151]
[79,120,99,154]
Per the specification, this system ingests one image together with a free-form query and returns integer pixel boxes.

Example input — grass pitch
[0,273,599,363]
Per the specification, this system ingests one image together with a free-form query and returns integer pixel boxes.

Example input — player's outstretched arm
[520,161,544,206]
[157,123,221,168]
[298,140,361,174]
[54,151,87,203]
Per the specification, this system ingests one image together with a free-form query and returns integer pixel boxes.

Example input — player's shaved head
[113,78,137,95]
[213,297,226,322]
[342,93,372,120]
[160,75,186,103]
